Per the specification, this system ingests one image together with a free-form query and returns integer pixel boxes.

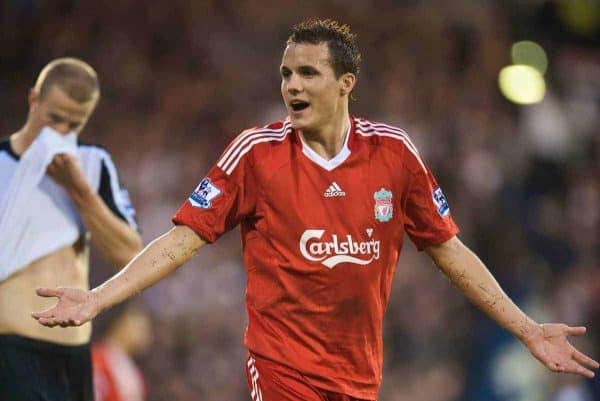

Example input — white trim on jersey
[0,128,81,281]
[217,122,292,175]
[354,120,419,154]
[299,117,351,171]
[97,148,138,229]
[247,357,263,401]
[100,343,145,401]
[78,145,104,191]
[218,125,288,169]
[223,129,291,175]
[0,129,138,282]
[78,144,137,230]
[354,119,427,172]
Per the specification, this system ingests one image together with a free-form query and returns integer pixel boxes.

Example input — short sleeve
[403,163,459,251]
[172,155,256,243]
[98,154,138,230]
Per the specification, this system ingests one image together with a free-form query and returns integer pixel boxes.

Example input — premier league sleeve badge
[189,178,222,209]
[432,187,450,217]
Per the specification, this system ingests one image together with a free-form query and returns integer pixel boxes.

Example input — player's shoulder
[76,141,125,174]
[353,116,427,173]
[230,119,292,148]
[353,116,411,150]
[77,141,110,157]
[217,118,293,175]
[77,141,118,165]
[0,137,16,160]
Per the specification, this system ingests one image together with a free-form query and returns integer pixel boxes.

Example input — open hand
[523,323,599,378]
[32,287,100,327]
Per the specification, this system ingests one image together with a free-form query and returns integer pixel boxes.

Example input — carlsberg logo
[299,229,380,269]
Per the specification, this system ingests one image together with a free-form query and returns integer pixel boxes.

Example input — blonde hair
[34,58,100,103]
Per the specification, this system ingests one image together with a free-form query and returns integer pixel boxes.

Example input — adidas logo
[324,182,346,197]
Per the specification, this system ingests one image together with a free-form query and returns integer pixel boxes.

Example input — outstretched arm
[425,236,599,378]
[32,225,205,327]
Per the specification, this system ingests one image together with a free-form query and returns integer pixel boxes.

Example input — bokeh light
[558,0,600,34]
[498,65,546,105]
[511,41,548,75]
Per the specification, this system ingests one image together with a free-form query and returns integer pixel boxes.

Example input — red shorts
[245,353,374,401]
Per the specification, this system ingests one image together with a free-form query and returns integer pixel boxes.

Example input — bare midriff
[0,238,91,345]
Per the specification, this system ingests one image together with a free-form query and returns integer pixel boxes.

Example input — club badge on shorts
[374,188,393,222]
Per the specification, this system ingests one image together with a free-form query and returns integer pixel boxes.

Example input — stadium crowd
[1,1,598,400]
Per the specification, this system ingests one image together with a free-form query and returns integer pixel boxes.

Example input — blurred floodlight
[511,41,548,75]
[558,0,600,35]
[498,65,546,105]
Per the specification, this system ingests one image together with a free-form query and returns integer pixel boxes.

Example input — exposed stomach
[0,243,91,345]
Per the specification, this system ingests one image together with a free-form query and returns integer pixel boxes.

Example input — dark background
[1,1,599,400]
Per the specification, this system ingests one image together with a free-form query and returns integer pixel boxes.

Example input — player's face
[280,42,350,132]
[29,85,97,136]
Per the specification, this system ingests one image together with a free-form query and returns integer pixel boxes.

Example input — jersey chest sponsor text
[299,229,381,269]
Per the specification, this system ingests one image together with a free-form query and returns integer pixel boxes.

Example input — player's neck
[299,112,350,161]
[10,122,42,156]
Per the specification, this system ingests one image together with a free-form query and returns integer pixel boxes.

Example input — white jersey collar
[299,118,351,171]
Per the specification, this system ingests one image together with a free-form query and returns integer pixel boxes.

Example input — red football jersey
[92,342,146,401]
[173,116,459,399]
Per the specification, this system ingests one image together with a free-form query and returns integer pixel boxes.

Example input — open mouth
[290,100,310,112]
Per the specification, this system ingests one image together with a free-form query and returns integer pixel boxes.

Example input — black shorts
[0,334,93,401]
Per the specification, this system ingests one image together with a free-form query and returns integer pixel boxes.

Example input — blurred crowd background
[1,0,599,400]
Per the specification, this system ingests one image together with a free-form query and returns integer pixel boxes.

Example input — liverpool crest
[374,188,393,222]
